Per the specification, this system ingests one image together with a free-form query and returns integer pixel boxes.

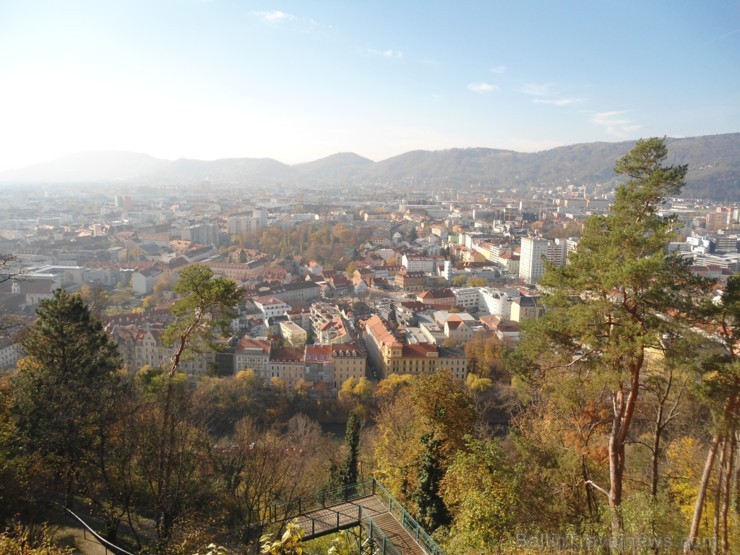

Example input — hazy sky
[0,0,738,172]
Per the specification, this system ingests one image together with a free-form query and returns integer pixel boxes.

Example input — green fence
[371,480,444,555]
[251,479,375,524]
[254,479,444,555]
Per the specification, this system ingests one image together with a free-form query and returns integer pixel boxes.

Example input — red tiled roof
[255,295,287,306]
[270,347,304,362]
[418,288,454,299]
[402,343,438,358]
[332,341,365,357]
[237,338,271,354]
[365,314,403,348]
[305,344,333,362]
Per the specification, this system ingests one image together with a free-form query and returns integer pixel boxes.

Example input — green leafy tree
[337,377,373,413]
[0,523,74,554]
[441,437,520,552]
[373,373,412,402]
[451,275,468,287]
[465,276,487,288]
[12,289,123,506]
[78,282,109,320]
[374,371,477,505]
[464,330,509,379]
[260,521,305,554]
[164,265,243,368]
[513,137,709,536]
[0,254,22,336]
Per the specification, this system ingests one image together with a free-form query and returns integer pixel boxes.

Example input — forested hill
[1,133,739,200]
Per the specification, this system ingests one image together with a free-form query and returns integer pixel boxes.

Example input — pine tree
[413,432,450,532]
[329,410,361,495]
[514,137,710,537]
[341,410,361,487]
[12,289,123,505]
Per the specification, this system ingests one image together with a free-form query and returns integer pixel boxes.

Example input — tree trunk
[608,438,625,535]
[650,405,663,555]
[686,393,738,553]
[720,429,736,555]
[609,385,627,536]
[685,431,721,553]
[582,456,597,518]
[651,400,664,500]
[713,437,727,555]
[608,370,641,538]
[155,377,175,549]
[154,331,192,551]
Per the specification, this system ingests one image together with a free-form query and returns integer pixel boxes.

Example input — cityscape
[1,166,739,384]
[1,137,739,554]
[1,0,739,553]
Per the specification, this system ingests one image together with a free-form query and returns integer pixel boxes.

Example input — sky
[0,0,738,172]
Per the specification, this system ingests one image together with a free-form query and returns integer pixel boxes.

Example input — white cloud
[489,65,507,74]
[707,27,740,44]
[591,110,641,137]
[533,97,584,106]
[251,10,295,23]
[522,83,586,107]
[520,83,554,97]
[468,82,499,94]
[367,48,403,58]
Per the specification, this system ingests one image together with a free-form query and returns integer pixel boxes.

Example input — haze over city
[1,0,738,173]
[3,2,740,551]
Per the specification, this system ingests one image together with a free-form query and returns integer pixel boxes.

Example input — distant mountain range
[1,134,738,200]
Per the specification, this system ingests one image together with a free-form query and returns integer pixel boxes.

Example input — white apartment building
[519,237,549,283]
[182,223,221,246]
[0,339,21,373]
[235,338,271,376]
[520,237,568,283]
[227,209,267,236]
[401,254,438,274]
[254,296,292,319]
[479,288,514,318]
[132,267,163,296]
[452,287,481,311]
[547,238,569,267]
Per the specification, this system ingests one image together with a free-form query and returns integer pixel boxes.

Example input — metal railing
[53,502,136,555]
[295,502,402,555]
[251,480,375,524]
[371,481,444,555]
[256,479,443,555]
[48,478,440,555]
[360,513,403,555]
[299,501,363,538]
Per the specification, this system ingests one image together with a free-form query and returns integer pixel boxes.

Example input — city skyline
[1,0,738,173]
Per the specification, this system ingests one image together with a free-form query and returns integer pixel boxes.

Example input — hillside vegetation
[2,134,738,200]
